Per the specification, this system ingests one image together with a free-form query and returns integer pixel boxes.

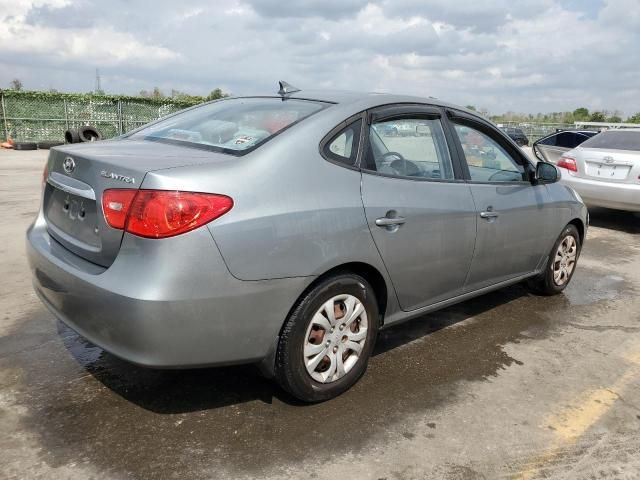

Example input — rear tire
[65,129,80,144]
[275,273,379,402]
[37,140,64,149]
[14,142,37,151]
[528,224,581,295]
[78,126,102,142]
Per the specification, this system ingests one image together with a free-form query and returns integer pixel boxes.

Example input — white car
[557,129,640,212]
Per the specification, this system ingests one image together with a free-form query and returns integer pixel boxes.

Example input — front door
[447,113,553,291]
[360,106,477,311]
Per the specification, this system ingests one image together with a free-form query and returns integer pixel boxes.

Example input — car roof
[244,89,479,116]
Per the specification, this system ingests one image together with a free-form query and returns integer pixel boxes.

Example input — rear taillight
[42,162,49,184]
[102,189,233,239]
[102,189,137,229]
[557,155,577,172]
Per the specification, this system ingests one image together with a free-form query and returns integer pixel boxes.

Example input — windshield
[128,97,328,155]
[580,130,640,151]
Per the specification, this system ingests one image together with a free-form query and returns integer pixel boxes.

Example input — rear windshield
[580,130,640,151]
[128,97,328,155]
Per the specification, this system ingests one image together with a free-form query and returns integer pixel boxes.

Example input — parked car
[499,126,529,146]
[27,85,587,402]
[556,129,640,212]
[533,130,599,164]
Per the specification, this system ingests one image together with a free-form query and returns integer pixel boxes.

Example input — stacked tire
[5,125,102,151]
[65,126,102,144]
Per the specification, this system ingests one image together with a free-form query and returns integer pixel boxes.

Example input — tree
[10,79,23,91]
[572,107,589,121]
[207,88,229,101]
[465,105,477,111]
[589,111,606,122]
[152,87,164,98]
[628,112,640,124]
[607,115,622,123]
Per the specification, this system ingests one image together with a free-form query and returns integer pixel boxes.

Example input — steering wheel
[380,152,421,177]
[487,169,523,182]
[381,151,405,163]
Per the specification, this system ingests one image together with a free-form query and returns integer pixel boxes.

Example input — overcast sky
[1,0,638,115]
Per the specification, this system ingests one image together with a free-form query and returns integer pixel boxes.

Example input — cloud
[0,0,638,115]
[243,0,369,19]
[0,0,179,72]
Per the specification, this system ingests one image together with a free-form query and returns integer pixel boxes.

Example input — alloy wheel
[552,235,577,286]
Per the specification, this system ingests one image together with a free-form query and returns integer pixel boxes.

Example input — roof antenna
[277,80,301,97]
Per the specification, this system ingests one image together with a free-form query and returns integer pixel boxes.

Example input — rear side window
[128,97,327,155]
[580,131,640,151]
[322,120,362,167]
[538,134,557,146]
[556,132,576,148]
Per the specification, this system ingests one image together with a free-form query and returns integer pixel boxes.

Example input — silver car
[27,85,587,402]
[533,129,599,164]
[556,129,640,212]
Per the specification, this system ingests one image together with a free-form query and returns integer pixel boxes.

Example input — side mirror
[535,161,559,184]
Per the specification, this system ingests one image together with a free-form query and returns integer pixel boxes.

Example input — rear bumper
[560,171,640,212]
[26,213,310,368]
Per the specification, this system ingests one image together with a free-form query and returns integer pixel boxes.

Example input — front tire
[275,273,379,402]
[528,224,581,295]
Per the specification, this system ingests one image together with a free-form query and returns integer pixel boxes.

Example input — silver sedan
[27,84,587,402]
[556,129,640,212]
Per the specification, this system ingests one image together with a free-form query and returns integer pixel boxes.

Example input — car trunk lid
[575,148,640,184]
[43,140,232,267]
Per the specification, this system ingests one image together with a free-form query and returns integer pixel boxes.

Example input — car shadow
[588,207,640,234]
[59,283,534,413]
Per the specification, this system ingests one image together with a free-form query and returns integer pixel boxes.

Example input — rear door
[535,132,596,164]
[360,105,477,311]
[535,132,568,164]
[446,110,554,291]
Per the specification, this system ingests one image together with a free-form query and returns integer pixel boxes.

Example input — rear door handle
[375,216,406,227]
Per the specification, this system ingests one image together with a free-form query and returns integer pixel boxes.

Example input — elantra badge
[100,170,135,184]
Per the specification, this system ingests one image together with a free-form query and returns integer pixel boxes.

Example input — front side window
[128,97,327,155]
[365,118,454,180]
[453,124,526,182]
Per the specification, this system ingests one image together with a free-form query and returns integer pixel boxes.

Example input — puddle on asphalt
[563,272,627,306]
[2,250,635,478]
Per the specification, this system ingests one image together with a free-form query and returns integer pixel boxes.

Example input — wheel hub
[303,294,368,384]
[552,234,577,286]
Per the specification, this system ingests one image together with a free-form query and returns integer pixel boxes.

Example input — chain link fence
[0,90,204,142]
[497,121,577,144]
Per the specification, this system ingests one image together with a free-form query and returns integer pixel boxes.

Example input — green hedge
[0,90,205,142]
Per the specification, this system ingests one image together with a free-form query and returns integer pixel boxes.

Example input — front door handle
[480,211,499,219]
[375,216,406,227]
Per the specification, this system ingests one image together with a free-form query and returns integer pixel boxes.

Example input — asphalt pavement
[1,149,639,479]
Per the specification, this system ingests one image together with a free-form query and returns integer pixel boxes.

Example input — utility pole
[95,69,103,94]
